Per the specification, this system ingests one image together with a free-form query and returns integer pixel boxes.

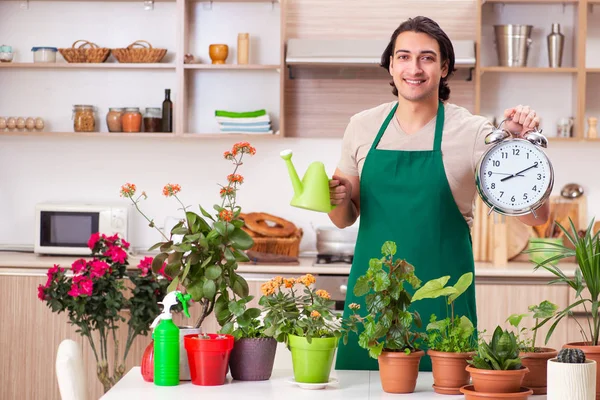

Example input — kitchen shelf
[0,131,177,138]
[480,66,578,73]
[184,64,280,70]
[482,0,578,3]
[182,132,281,138]
[0,63,176,70]
[586,68,600,73]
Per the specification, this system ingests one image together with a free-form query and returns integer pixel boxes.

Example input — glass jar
[106,108,124,132]
[122,107,142,133]
[73,105,96,132]
[143,107,163,132]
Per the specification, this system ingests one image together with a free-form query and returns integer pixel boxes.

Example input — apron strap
[370,102,398,150]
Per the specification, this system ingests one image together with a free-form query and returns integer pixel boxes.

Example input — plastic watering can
[280,149,334,213]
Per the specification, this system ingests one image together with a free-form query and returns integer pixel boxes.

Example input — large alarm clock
[475,119,554,217]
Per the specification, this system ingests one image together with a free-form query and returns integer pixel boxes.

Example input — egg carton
[0,117,45,131]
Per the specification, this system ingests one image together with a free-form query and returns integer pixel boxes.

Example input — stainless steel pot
[316,226,358,256]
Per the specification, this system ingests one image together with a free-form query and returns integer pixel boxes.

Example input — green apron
[335,101,477,371]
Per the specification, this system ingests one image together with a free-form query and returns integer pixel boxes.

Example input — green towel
[215,109,267,118]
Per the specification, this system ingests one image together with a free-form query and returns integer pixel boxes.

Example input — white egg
[0,117,6,130]
[7,117,16,130]
[35,117,44,130]
[25,117,35,130]
[16,117,25,130]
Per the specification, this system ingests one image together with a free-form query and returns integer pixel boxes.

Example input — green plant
[411,272,476,353]
[557,348,586,363]
[506,300,558,352]
[346,241,426,359]
[525,218,600,346]
[37,234,172,393]
[259,275,346,346]
[468,326,522,370]
[217,294,264,340]
[120,142,257,330]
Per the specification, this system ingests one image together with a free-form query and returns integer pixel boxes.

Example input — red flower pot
[184,333,234,386]
[141,340,154,382]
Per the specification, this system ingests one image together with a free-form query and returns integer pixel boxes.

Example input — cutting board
[507,218,534,260]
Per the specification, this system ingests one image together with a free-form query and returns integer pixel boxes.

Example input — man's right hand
[329,175,353,206]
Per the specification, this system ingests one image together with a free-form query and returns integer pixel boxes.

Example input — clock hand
[491,172,525,177]
[500,162,539,182]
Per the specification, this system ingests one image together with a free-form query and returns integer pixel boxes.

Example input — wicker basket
[112,40,167,63]
[58,40,111,63]
[249,228,303,257]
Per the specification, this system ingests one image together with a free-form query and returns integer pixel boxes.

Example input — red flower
[120,183,136,198]
[45,264,64,287]
[220,186,235,198]
[232,142,256,156]
[104,234,119,245]
[68,275,93,297]
[137,256,153,277]
[71,259,88,274]
[121,239,131,249]
[90,260,110,279]
[104,245,127,264]
[37,285,46,301]
[223,151,234,160]
[227,174,244,184]
[219,209,234,222]
[158,262,172,281]
[162,183,181,197]
[88,232,100,250]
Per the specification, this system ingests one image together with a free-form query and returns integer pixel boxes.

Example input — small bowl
[460,385,533,399]
[0,52,14,63]
[209,44,228,64]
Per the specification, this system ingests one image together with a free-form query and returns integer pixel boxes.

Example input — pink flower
[45,264,64,287]
[88,232,100,250]
[104,245,127,264]
[137,256,153,277]
[69,275,93,297]
[121,239,130,249]
[71,259,88,274]
[90,260,110,279]
[158,262,172,281]
[37,284,46,300]
[104,234,119,245]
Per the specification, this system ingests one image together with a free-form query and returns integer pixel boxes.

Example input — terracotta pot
[428,349,475,394]
[460,384,533,399]
[466,365,529,393]
[209,44,228,64]
[228,337,277,381]
[564,342,600,399]
[378,350,424,393]
[519,347,557,394]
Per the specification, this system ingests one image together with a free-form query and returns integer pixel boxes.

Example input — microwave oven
[34,203,130,255]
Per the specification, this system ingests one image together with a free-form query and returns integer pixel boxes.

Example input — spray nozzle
[176,292,192,318]
[150,290,193,329]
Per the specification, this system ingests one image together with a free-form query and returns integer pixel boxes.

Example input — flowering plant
[258,274,351,345]
[121,142,257,330]
[37,233,172,393]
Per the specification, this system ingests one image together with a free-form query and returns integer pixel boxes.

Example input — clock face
[477,139,553,215]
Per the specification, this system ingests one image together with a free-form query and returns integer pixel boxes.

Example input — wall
[0,0,599,256]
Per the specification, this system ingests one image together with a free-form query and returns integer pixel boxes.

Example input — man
[330,16,550,371]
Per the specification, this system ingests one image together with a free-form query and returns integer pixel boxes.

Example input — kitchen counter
[0,251,578,279]
[101,367,546,399]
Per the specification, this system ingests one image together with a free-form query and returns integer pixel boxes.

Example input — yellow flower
[315,289,331,299]
[284,278,296,288]
[273,276,284,287]
[298,274,316,286]
[349,303,361,310]
[260,281,276,296]
[310,310,321,318]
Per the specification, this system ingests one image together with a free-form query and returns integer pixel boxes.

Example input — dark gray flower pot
[228,337,277,381]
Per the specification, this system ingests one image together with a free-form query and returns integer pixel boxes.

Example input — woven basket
[249,229,303,257]
[112,40,167,63]
[58,40,111,63]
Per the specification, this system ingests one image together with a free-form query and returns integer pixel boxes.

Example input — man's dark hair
[380,16,455,101]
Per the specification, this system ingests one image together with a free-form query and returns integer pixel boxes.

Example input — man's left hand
[503,105,540,136]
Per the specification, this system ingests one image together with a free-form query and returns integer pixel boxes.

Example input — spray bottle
[150,290,191,386]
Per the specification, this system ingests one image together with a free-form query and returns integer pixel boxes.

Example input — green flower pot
[528,238,563,266]
[288,334,338,383]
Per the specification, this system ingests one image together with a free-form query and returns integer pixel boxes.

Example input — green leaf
[228,300,245,317]
[412,276,456,302]
[373,271,391,292]
[224,247,236,262]
[148,242,165,252]
[245,308,261,319]
[458,316,475,339]
[232,273,249,298]
[369,258,383,273]
[205,265,222,280]
[151,253,168,273]
[233,248,250,262]
[354,276,370,297]
[214,221,235,236]
[230,228,254,250]
[220,321,234,334]
[530,300,559,320]
[448,272,473,304]
[199,206,215,222]
[381,241,396,256]
[171,227,188,235]
[186,280,204,301]
[506,313,528,328]
[237,314,250,327]
[167,277,179,293]
[203,279,216,300]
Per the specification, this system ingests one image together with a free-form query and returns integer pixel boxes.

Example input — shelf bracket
[287,65,294,80]
[144,0,154,11]
[20,0,28,10]
[466,67,474,82]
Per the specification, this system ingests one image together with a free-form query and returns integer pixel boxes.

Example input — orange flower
[298,274,316,287]
[227,174,244,184]
[315,289,331,300]
[232,142,256,156]
[223,151,234,160]
[219,209,233,222]
[310,310,321,318]
[261,281,276,296]
[272,276,284,287]
[120,183,136,198]
[349,303,361,310]
[162,183,181,197]
[284,278,296,288]
[219,187,235,198]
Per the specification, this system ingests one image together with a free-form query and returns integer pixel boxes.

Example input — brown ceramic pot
[460,384,534,399]
[466,365,529,393]
[209,44,229,64]
[428,349,475,394]
[378,350,424,393]
[519,347,557,395]
[564,342,600,400]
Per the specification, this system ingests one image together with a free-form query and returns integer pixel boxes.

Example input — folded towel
[216,115,271,123]
[219,121,271,128]
[220,130,274,135]
[220,126,272,133]
[215,109,266,118]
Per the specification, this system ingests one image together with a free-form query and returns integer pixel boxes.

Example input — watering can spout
[280,149,334,213]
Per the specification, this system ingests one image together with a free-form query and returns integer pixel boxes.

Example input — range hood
[286,38,476,69]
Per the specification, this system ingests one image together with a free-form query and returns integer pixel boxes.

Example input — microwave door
[39,211,99,254]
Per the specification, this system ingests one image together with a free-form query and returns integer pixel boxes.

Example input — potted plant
[465,325,530,395]
[345,241,427,394]
[259,274,345,385]
[506,300,559,394]
[219,295,277,381]
[411,272,477,395]
[525,218,600,398]
[548,348,597,400]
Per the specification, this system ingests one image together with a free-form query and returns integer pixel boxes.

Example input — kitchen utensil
[557,117,574,138]
[31,47,58,63]
[280,149,334,213]
[209,44,229,64]
[507,218,533,260]
[58,40,110,63]
[587,117,598,139]
[494,24,533,67]
[560,183,584,199]
[316,226,357,256]
[547,23,564,68]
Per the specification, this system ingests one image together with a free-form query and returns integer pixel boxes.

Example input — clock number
[493,160,500,167]
[501,152,508,159]
[527,152,530,159]
[523,193,528,200]
[487,171,492,177]
[532,185,537,191]
[491,183,495,189]
[512,149,520,156]
[511,196,516,202]
[500,191,504,198]
[537,174,542,180]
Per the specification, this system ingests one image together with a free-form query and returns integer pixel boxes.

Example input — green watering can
[280,149,334,213]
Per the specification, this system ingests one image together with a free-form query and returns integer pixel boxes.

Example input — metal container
[494,25,533,67]
[316,226,357,256]
[547,23,564,68]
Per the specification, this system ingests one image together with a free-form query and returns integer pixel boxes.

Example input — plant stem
[220,154,244,209]
[533,317,538,349]
[130,199,170,241]
[111,321,119,381]
[195,299,209,329]
[123,326,135,363]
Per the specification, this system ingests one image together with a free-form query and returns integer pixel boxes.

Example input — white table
[101,367,548,399]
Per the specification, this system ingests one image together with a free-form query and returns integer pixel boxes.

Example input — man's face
[389,31,448,103]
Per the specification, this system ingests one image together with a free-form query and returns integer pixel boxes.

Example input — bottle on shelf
[547,23,564,68]
[587,117,598,139]
[162,89,173,133]
[237,33,249,65]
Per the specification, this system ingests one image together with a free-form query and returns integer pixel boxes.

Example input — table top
[101,367,548,399]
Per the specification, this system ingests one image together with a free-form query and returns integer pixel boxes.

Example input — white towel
[219,130,274,135]
[216,115,271,123]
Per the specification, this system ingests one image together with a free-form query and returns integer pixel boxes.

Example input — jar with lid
[106,108,124,132]
[73,105,96,132]
[122,108,142,133]
[143,107,162,132]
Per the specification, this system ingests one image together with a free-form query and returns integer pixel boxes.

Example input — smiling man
[330,16,550,371]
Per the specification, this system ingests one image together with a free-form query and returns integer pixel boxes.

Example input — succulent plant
[557,348,586,363]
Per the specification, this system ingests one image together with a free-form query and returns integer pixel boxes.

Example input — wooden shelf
[586,68,600,73]
[0,131,177,138]
[0,63,175,70]
[480,66,578,73]
[184,64,280,70]
[548,137,582,142]
[483,0,577,3]
[182,132,281,139]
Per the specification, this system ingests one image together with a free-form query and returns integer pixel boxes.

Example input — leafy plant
[411,272,476,353]
[121,142,257,330]
[468,325,522,370]
[524,218,600,345]
[506,300,558,352]
[217,294,264,340]
[346,241,426,359]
